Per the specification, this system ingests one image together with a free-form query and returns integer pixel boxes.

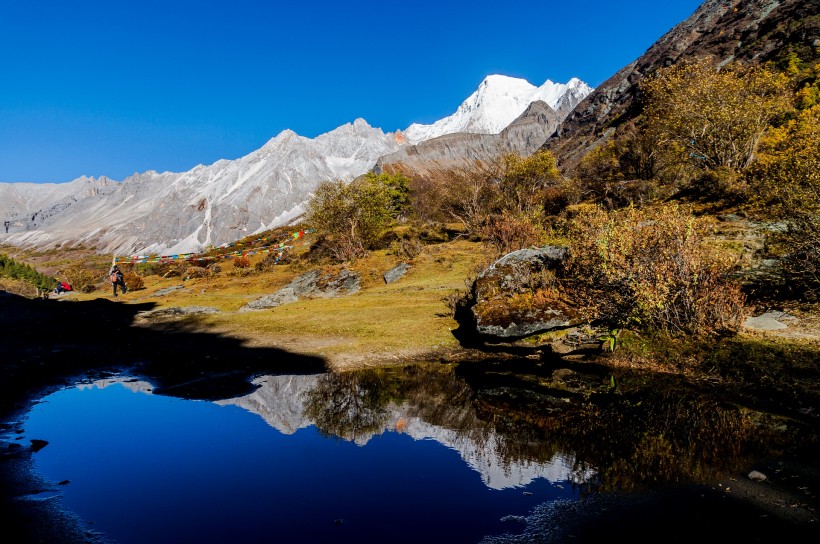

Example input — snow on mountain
[403,75,593,144]
[0,75,592,255]
[0,119,401,255]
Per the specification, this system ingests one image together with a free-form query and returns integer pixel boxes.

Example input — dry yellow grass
[62,239,489,368]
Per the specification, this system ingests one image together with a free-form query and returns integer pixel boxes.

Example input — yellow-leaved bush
[750,103,820,299]
[561,203,747,336]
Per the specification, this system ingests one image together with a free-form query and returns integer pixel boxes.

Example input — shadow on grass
[0,292,328,420]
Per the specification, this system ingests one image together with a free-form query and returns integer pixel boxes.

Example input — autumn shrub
[541,179,582,215]
[306,176,396,261]
[478,213,543,256]
[562,203,748,335]
[498,150,562,216]
[232,255,251,269]
[436,162,499,236]
[122,271,144,290]
[749,104,820,299]
[387,234,424,260]
[136,260,190,278]
[415,222,453,243]
[774,215,820,301]
[0,277,38,298]
[58,264,101,293]
[407,174,448,223]
[135,261,165,277]
[254,250,290,271]
[641,57,791,173]
[185,266,211,279]
[301,235,337,264]
[686,167,748,202]
[362,172,412,220]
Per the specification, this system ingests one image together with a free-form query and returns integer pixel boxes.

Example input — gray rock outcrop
[383,263,411,284]
[135,306,220,320]
[466,246,582,340]
[240,268,361,311]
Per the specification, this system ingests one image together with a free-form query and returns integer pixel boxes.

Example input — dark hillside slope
[544,0,820,171]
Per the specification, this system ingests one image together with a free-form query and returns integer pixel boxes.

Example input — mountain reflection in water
[23,359,794,543]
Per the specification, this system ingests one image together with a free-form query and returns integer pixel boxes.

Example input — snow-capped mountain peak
[403,74,593,144]
[0,75,591,255]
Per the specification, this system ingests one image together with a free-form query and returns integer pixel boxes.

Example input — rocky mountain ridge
[375,100,565,179]
[0,75,590,255]
[404,75,591,143]
[543,0,820,171]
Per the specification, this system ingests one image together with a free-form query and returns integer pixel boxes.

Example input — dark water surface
[23,370,581,544]
[20,360,802,543]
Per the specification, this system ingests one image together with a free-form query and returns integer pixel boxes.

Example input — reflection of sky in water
[24,380,580,544]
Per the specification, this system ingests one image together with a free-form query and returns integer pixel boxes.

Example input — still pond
[18,359,797,543]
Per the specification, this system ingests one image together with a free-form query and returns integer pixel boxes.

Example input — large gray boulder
[467,246,582,340]
[241,268,360,311]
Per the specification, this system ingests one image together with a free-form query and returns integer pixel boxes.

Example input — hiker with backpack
[109,264,127,297]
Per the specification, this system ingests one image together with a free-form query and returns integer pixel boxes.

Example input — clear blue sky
[0,0,704,183]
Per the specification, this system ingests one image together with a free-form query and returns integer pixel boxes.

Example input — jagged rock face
[0,176,119,234]
[500,101,563,151]
[467,246,583,340]
[376,101,562,179]
[544,0,820,172]
[403,75,591,144]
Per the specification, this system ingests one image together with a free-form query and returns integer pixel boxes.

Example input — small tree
[361,172,412,220]
[642,58,791,172]
[498,150,561,217]
[58,264,100,293]
[749,103,820,299]
[437,160,500,236]
[307,176,394,261]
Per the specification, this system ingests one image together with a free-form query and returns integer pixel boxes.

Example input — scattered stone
[383,262,411,284]
[57,480,70,485]
[150,285,187,297]
[136,306,219,319]
[500,515,527,523]
[318,269,360,297]
[743,311,796,331]
[239,289,298,311]
[748,470,768,482]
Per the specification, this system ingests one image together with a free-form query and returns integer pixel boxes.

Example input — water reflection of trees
[303,361,790,493]
[303,370,392,441]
